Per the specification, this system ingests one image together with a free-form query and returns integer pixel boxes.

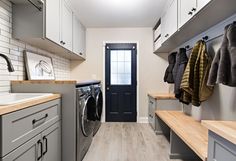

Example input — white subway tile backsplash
[0,1,71,93]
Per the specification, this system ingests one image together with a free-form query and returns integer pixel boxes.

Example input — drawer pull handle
[32,114,48,124]
[37,140,43,160]
[43,136,48,155]
[149,114,153,118]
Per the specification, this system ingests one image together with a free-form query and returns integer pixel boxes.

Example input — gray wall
[173,14,236,121]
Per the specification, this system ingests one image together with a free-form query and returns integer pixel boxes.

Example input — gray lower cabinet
[208,131,236,161]
[0,99,61,161]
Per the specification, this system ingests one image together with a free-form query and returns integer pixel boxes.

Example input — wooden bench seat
[156,111,208,161]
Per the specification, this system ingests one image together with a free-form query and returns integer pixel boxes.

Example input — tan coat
[180,40,214,106]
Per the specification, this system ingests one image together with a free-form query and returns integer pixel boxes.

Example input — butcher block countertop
[0,94,61,116]
[11,80,77,84]
[148,93,176,100]
[202,120,236,145]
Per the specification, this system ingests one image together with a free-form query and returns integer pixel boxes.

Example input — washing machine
[92,82,103,136]
[76,85,96,161]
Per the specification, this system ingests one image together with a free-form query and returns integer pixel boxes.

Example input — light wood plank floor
[83,123,194,161]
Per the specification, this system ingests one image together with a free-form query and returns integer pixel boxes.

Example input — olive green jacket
[180,40,214,106]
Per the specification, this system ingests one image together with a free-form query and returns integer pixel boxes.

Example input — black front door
[105,43,137,122]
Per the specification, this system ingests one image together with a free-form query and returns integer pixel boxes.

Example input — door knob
[106,87,110,90]
[191,8,196,12]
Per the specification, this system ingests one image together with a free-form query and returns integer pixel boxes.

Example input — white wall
[0,0,71,93]
[71,28,169,121]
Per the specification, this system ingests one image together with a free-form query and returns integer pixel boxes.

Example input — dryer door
[81,96,96,137]
[95,90,103,121]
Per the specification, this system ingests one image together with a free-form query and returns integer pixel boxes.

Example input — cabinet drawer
[0,99,61,157]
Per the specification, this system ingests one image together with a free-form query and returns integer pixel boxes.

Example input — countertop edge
[0,94,61,116]
[202,120,236,145]
[11,80,77,84]
[148,93,177,100]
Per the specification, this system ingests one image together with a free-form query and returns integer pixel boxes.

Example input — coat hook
[202,36,209,41]
[185,45,190,49]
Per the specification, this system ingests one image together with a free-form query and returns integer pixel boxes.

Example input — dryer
[92,82,103,136]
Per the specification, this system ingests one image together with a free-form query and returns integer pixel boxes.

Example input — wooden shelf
[154,0,236,54]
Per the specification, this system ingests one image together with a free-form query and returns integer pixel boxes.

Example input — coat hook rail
[185,33,224,51]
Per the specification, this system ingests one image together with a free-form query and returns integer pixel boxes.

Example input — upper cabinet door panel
[46,0,60,44]
[161,0,178,43]
[161,11,168,43]
[178,0,197,28]
[61,0,73,51]
[73,15,86,58]
[167,0,178,36]
[197,0,211,12]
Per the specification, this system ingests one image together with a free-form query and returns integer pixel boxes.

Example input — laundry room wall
[70,28,169,122]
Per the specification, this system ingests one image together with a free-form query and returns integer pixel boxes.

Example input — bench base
[170,130,202,160]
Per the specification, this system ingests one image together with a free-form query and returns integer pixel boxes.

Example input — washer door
[81,96,96,137]
[95,90,103,121]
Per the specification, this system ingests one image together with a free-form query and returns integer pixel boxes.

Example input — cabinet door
[197,0,211,12]
[46,0,60,44]
[61,0,73,51]
[73,15,86,58]
[178,0,197,28]
[42,122,61,161]
[166,0,178,37]
[148,97,156,129]
[161,11,168,43]
[2,134,41,161]
[161,0,178,43]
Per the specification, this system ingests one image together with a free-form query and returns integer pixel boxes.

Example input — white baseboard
[138,117,148,123]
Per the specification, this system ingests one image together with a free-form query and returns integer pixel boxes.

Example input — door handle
[37,140,43,160]
[43,136,48,156]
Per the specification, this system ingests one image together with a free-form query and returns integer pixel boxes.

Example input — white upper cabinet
[12,0,86,60]
[73,15,86,58]
[178,0,197,29]
[197,0,211,12]
[46,0,60,45]
[161,0,178,43]
[61,0,73,51]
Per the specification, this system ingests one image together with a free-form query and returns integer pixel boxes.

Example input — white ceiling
[70,0,166,28]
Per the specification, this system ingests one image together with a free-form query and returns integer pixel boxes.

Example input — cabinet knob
[188,11,193,15]
[165,34,169,38]
[191,8,196,12]
[60,41,66,45]
[79,52,83,55]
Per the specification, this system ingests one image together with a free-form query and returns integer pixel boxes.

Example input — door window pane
[110,50,132,85]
